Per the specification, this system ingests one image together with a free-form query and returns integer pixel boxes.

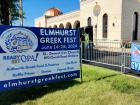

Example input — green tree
[0,0,23,25]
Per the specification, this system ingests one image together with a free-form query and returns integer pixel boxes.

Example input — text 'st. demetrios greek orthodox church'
[35,0,140,42]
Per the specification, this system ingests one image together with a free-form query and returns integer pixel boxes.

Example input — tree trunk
[0,0,10,25]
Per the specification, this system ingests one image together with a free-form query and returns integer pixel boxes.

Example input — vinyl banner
[0,26,80,91]
[131,43,140,72]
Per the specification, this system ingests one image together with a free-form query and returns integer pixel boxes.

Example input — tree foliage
[0,0,22,25]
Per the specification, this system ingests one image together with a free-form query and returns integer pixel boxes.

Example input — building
[35,0,140,42]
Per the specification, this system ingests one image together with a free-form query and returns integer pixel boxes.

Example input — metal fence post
[121,43,124,73]
[80,42,83,82]
[123,44,126,73]
[121,42,126,73]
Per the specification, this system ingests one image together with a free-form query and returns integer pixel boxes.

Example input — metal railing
[81,40,132,73]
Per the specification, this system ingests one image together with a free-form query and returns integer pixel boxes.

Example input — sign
[131,43,140,72]
[0,26,80,91]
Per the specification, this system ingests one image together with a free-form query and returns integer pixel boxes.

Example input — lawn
[0,64,140,105]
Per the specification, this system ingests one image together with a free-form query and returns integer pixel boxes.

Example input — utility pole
[19,0,23,26]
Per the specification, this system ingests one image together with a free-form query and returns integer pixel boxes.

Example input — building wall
[35,0,140,42]
[46,10,80,28]
[35,16,46,27]
[122,0,140,41]
[80,0,122,41]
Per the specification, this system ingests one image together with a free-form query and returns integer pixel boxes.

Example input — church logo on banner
[0,28,38,53]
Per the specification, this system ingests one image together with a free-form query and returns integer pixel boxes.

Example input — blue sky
[20,0,79,26]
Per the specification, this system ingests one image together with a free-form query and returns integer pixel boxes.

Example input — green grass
[0,64,140,105]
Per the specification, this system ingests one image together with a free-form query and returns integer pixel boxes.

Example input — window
[133,12,139,41]
[66,22,72,29]
[87,17,92,26]
[103,14,108,38]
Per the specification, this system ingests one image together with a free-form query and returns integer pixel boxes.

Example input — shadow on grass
[94,74,120,81]
[0,80,81,105]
